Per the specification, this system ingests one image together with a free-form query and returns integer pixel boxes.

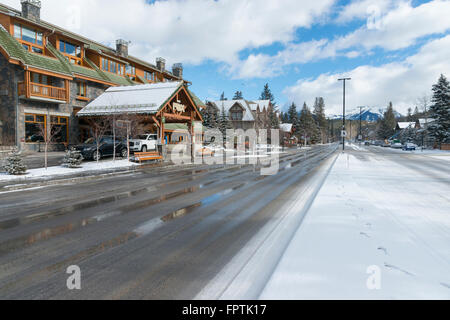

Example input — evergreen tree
[259,83,276,105]
[218,104,233,138]
[268,106,280,129]
[3,147,27,175]
[413,106,420,122]
[313,97,328,143]
[407,108,413,121]
[428,74,450,145]
[220,92,227,101]
[377,102,397,139]
[62,147,84,168]
[233,91,243,100]
[298,103,318,145]
[287,102,299,133]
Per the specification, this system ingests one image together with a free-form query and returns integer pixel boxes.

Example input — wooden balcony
[18,80,69,103]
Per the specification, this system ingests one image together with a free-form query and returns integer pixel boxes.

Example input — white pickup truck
[129,134,158,152]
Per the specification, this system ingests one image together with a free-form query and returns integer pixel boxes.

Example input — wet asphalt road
[0,145,338,299]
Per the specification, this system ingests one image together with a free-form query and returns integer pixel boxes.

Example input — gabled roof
[209,100,255,121]
[78,81,184,116]
[397,122,416,129]
[251,100,271,111]
[280,123,293,133]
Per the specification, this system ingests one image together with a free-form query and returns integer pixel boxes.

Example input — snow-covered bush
[3,147,27,175]
[62,148,84,168]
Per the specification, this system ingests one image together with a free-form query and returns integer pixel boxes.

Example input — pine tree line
[282,97,329,145]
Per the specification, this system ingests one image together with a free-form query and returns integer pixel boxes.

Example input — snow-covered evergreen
[62,148,84,168]
[3,147,27,175]
[428,74,450,145]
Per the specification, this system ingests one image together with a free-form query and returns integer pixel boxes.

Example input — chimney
[21,0,41,21]
[156,57,166,72]
[172,63,183,79]
[116,39,129,58]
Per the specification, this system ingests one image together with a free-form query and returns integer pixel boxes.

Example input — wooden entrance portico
[77,81,203,162]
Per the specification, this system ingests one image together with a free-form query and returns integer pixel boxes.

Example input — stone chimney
[172,63,183,79]
[156,57,166,72]
[21,0,41,21]
[116,39,129,58]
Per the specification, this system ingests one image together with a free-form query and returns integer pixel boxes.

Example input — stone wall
[0,54,17,147]
[0,51,110,151]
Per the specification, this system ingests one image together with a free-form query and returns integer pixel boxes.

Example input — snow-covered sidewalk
[0,159,139,182]
[261,150,450,299]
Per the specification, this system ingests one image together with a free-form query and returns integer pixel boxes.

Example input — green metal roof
[0,26,72,76]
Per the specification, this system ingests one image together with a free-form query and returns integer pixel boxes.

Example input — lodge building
[205,99,277,130]
[0,0,202,152]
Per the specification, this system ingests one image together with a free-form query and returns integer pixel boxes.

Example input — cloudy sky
[4,0,450,115]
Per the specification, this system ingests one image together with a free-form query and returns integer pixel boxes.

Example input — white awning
[77,81,183,116]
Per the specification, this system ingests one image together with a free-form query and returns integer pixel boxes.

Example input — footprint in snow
[440,282,450,289]
[360,232,370,238]
[384,263,414,276]
[377,247,388,255]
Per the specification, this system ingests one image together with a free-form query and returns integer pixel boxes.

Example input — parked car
[403,143,417,151]
[374,140,383,146]
[391,142,403,149]
[75,136,128,161]
[129,134,158,152]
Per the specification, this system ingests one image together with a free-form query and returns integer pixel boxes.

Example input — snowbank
[0,159,139,182]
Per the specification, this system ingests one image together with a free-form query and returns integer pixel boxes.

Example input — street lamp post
[338,78,351,151]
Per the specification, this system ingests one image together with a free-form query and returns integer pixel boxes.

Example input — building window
[25,113,45,143]
[110,61,117,73]
[125,64,135,76]
[50,116,69,143]
[59,39,82,65]
[101,58,124,75]
[230,106,243,121]
[14,23,44,54]
[144,71,153,81]
[76,82,87,97]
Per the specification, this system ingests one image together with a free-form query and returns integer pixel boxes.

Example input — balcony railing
[18,81,67,102]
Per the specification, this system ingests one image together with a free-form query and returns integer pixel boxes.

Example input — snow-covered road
[261,145,450,299]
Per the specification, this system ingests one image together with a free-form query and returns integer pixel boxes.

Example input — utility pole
[338,78,351,151]
[359,106,363,143]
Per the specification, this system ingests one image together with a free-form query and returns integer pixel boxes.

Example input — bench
[133,151,163,163]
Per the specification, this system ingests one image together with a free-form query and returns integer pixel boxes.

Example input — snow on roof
[252,100,270,110]
[210,100,255,121]
[397,122,416,129]
[78,81,183,116]
[280,123,293,133]
[418,118,435,124]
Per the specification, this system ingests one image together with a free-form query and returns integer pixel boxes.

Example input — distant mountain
[328,106,403,122]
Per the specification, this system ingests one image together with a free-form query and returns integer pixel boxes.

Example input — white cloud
[283,35,450,116]
[0,0,335,66]
[234,0,450,79]
[335,0,396,24]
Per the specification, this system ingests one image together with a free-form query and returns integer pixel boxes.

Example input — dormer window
[125,64,135,76]
[101,57,125,75]
[14,23,44,54]
[59,40,82,65]
[230,105,244,121]
[144,71,154,82]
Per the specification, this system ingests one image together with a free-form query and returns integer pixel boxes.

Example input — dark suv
[75,136,128,161]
